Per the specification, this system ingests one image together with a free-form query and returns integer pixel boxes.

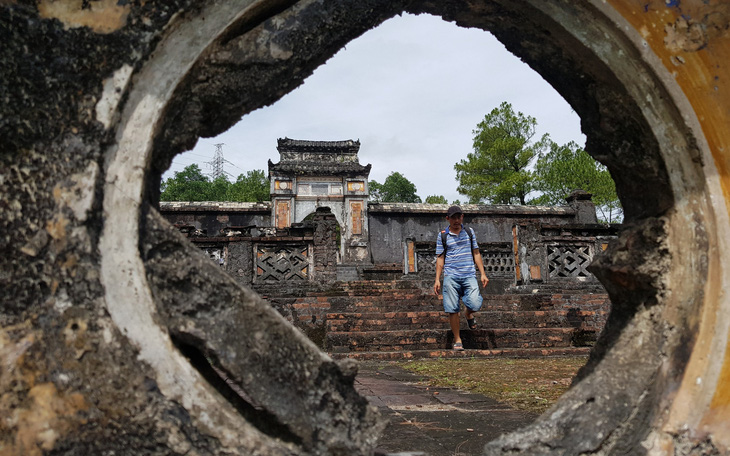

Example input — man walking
[433,206,489,350]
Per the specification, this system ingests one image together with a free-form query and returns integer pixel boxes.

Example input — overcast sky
[165,12,586,204]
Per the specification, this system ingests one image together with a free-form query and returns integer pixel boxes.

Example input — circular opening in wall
[121,1,716,453]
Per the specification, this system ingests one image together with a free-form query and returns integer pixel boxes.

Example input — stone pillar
[312,207,338,283]
[566,189,599,224]
[225,240,253,287]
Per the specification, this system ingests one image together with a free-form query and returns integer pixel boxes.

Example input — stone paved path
[355,362,537,456]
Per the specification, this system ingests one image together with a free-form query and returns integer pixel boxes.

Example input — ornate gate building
[268,138,372,263]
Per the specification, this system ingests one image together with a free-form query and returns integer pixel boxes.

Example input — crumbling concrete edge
[98,0,307,451]
[589,0,730,449]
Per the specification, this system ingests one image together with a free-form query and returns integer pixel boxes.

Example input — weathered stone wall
[4,1,730,454]
[160,201,270,237]
[2,2,388,454]
[160,197,604,272]
[174,208,340,287]
[367,201,597,265]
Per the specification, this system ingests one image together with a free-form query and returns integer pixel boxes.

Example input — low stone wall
[368,192,599,265]
[159,193,609,276]
[406,223,618,291]
[160,201,270,237]
[180,207,339,287]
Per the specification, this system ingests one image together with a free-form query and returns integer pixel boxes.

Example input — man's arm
[472,249,489,288]
[433,253,445,295]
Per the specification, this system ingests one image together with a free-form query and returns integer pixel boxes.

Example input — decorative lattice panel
[416,252,438,275]
[483,252,515,278]
[547,244,593,278]
[415,250,515,278]
[256,245,309,281]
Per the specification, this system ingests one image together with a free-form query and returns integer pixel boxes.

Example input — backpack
[440,225,474,254]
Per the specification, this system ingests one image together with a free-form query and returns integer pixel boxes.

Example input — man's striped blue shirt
[435,226,478,278]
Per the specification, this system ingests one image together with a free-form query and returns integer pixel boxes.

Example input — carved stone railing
[406,224,617,288]
[516,224,618,284]
[409,241,514,279]
[254,243,311,282]
[180,213,340,285]
[546,244,594,279]
[482,246,516,278]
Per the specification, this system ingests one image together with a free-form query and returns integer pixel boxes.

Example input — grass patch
[399,356,587,414]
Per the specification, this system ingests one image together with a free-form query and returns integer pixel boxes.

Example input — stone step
[335,265,360,282]
[481,293,610,312]
[285,295,608,315]
[261,282,609,310]
[330,346,592,361]
[326,311,445,331]
[268,289,429,302]
[290,296,440,313]
[325,310,607,332]
[333,280,428,294]
[287,294,609,315]
[327,328,578,353]
[254,279,430,299]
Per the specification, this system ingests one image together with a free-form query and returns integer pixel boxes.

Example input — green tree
[209,175,232,201]
[455,102,550,205]
[227,170,270,202]
[369,172,422,203]
[368,180,383,202]
[160,165,270,202]
[425,195,448,204]
[160,164,212,201]
[532,141,622,223]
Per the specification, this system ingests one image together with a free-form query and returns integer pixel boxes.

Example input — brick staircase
[258,279,609,360]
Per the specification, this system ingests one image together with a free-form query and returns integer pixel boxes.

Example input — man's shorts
[442,275,483,314]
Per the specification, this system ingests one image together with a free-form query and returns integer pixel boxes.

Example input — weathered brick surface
[326,310,607,332]
[259,278,610,355]
[328,328,577,352]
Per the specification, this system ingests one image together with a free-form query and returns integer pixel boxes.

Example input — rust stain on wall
[708,333,730,412]
[11,383,88,456]
[38,0,131,34]
[351,201,363,235]
[1,326,89,456]
[407,240,416,273]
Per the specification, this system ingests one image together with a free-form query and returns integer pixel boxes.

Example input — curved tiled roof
[269,160,371,176]
[277,137,360,152]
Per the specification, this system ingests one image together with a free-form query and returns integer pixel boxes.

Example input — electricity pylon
[206,143,234,179]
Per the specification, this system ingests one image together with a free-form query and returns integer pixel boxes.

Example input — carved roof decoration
[269,138,371,177]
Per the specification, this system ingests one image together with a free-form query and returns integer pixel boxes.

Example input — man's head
[446,205,463,227]
[447,205,462,218]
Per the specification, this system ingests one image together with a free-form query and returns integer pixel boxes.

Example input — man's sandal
[467,318,477,330]
[453,342,464,351]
